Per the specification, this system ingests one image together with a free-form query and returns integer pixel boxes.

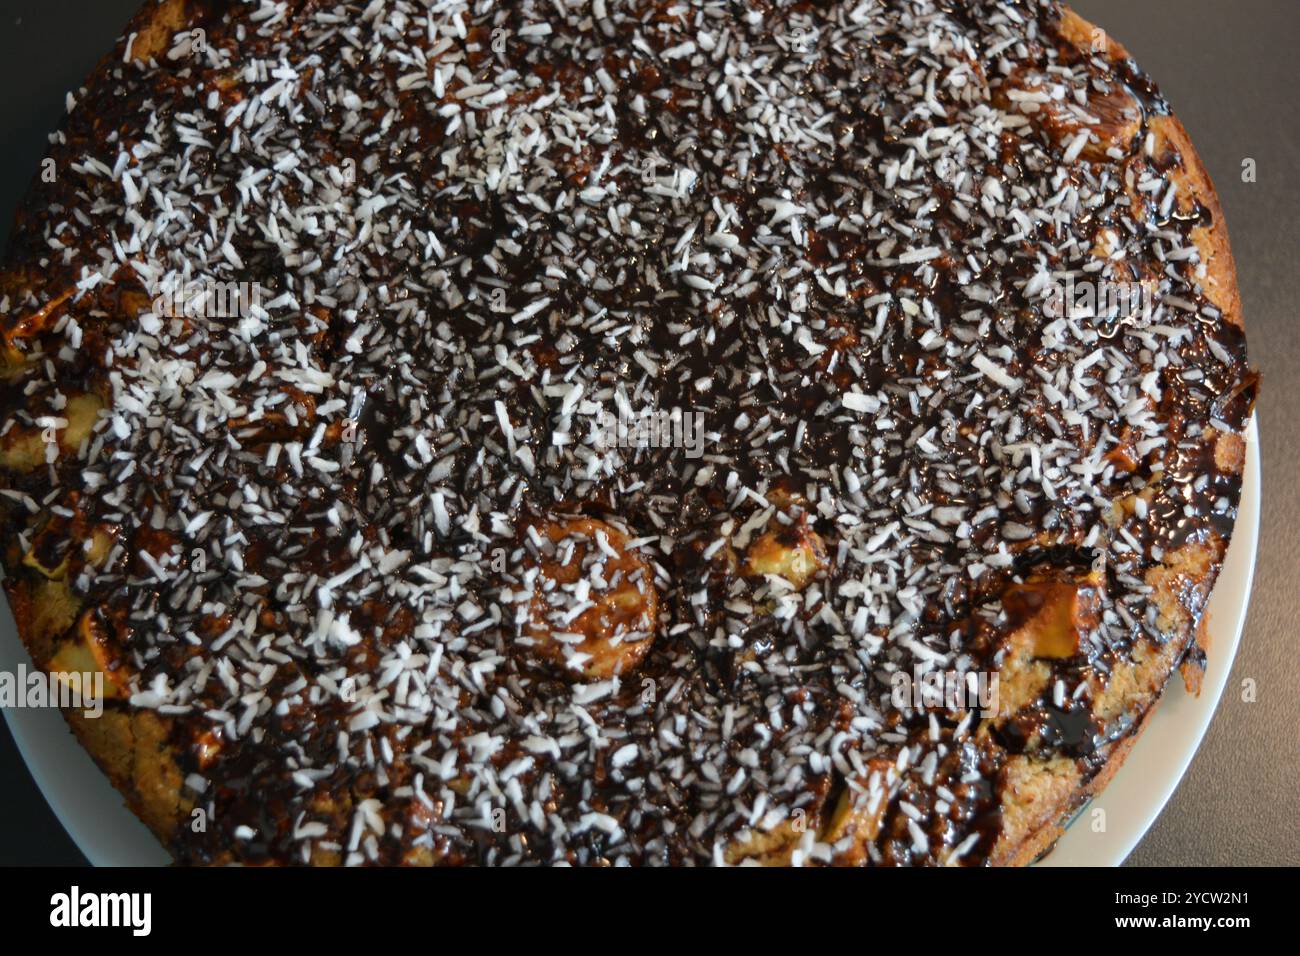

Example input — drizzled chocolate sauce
[0,0,1253,865]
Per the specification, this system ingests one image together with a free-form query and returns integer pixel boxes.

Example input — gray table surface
[0,0,1295,867]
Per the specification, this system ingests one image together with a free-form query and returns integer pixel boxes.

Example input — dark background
[0,0,1296,866]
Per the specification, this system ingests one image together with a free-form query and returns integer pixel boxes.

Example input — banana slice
[723,817,809,866]
[821,759,895,865]
[741,495,828,590]
[1001,571,1104,661]
[0,392,104,473]
[523,517,658,679]
[22,522,117,580]
[724,759,892,866]
[2,285,72,356]
[981,570,1106,723]
[48,609,130,700]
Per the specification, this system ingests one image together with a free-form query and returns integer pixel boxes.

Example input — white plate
[1,421,1260,867]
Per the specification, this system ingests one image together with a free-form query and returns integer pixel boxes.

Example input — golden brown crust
[66,708,190,844]
[1059,7,1242,328]
[125,0,189,65]
[1153,112,1243,329]
[7,567,190,849]
[991,702,1158,867]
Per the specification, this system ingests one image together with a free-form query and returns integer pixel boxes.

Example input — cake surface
[0,0,1255,866]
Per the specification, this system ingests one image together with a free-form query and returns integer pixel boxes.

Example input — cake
[0,0,1256,865]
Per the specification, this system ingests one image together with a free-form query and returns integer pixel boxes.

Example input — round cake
[0,0,1256,865]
